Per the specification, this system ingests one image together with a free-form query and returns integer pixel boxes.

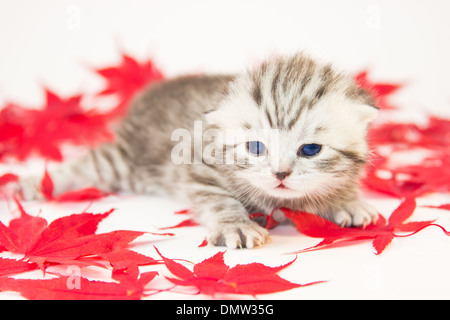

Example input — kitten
[19,53,378,249]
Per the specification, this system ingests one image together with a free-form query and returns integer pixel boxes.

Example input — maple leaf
[155,247,321,297]
[101,249,161,273]
[0,198,48,253]
[10,90,85,161]
[95,53,164,98]
[0,272,158,300]
[368,116,450,151]
[94,53,164,117]
[0,198,166,300]
[0,103,35,161]
[39,168,111,202]
[0,90,114,162]
[364,114,450,198]
[52,188,112,202]
[0,173,18,187]
[40,167,54,200]
[0,200,148,270]
[282,196,449,255]
[159,218,199,230]
[34,89,114,155]
[362,162,427,198]
[392,156,450,196]
[422,204,450,211]
[27,230,145,267]
[0,258,38,277]
[198,238,208,247]
[159,209,200,230]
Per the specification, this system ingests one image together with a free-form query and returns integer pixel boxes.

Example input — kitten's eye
[246,141,267,155]
[299,144,322,157]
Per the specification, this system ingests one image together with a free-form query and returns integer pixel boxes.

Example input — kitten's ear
[359,105,378,123]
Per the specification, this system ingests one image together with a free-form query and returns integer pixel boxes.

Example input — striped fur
[20,53,379,249]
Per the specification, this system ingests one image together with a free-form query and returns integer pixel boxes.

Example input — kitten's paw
[332,199,378,228]
[208,221,270,249]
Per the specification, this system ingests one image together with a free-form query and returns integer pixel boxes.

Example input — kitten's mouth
[276,183,290,190]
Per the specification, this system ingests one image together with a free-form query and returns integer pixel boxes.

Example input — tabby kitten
[20,53,379,249]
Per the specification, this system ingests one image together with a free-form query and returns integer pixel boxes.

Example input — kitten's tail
[19,142,132,200]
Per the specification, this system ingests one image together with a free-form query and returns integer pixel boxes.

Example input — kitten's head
[205,53,377,204]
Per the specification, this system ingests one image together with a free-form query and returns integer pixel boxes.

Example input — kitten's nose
[274,171,291,181]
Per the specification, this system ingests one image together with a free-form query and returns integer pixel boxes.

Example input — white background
[0,0,449,299]
[1,0,450,116]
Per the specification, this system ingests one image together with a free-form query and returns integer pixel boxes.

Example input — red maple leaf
[0,197,170,300]
[101,249,161,273]
[39,168,111,202]
[0,200,147,269]
[423,204,450,211]
[0,90,114,162]
[0,103,34,161]
[282,196,449,255]
[0,258,38,277]
[95,53,164,97]
[155,247,322,297]
[365,116,450,197]
[0,198,48,254]
[0,173,18,187]
[391,155,450,196]
[362,157,427,198]
[37,89,114,152]
[52,188,112,202]
[159,218,199,230]
[94,53,164,118]
[0,271,158,300]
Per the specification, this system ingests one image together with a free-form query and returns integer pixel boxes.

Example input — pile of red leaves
[0,198,310,299]
[0,199,162,299]
[155,248,319,297]
[365,118,450,197]
[355,71,450,198]
[0,54,163,162]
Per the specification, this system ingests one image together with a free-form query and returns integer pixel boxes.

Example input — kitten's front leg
[331,197,378,228]
[193,191,270,249]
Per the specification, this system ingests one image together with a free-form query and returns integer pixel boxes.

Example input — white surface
[0,0,450,300]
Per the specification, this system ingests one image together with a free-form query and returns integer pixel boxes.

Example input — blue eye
[247,141,266,155]
[299,144,322,157]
